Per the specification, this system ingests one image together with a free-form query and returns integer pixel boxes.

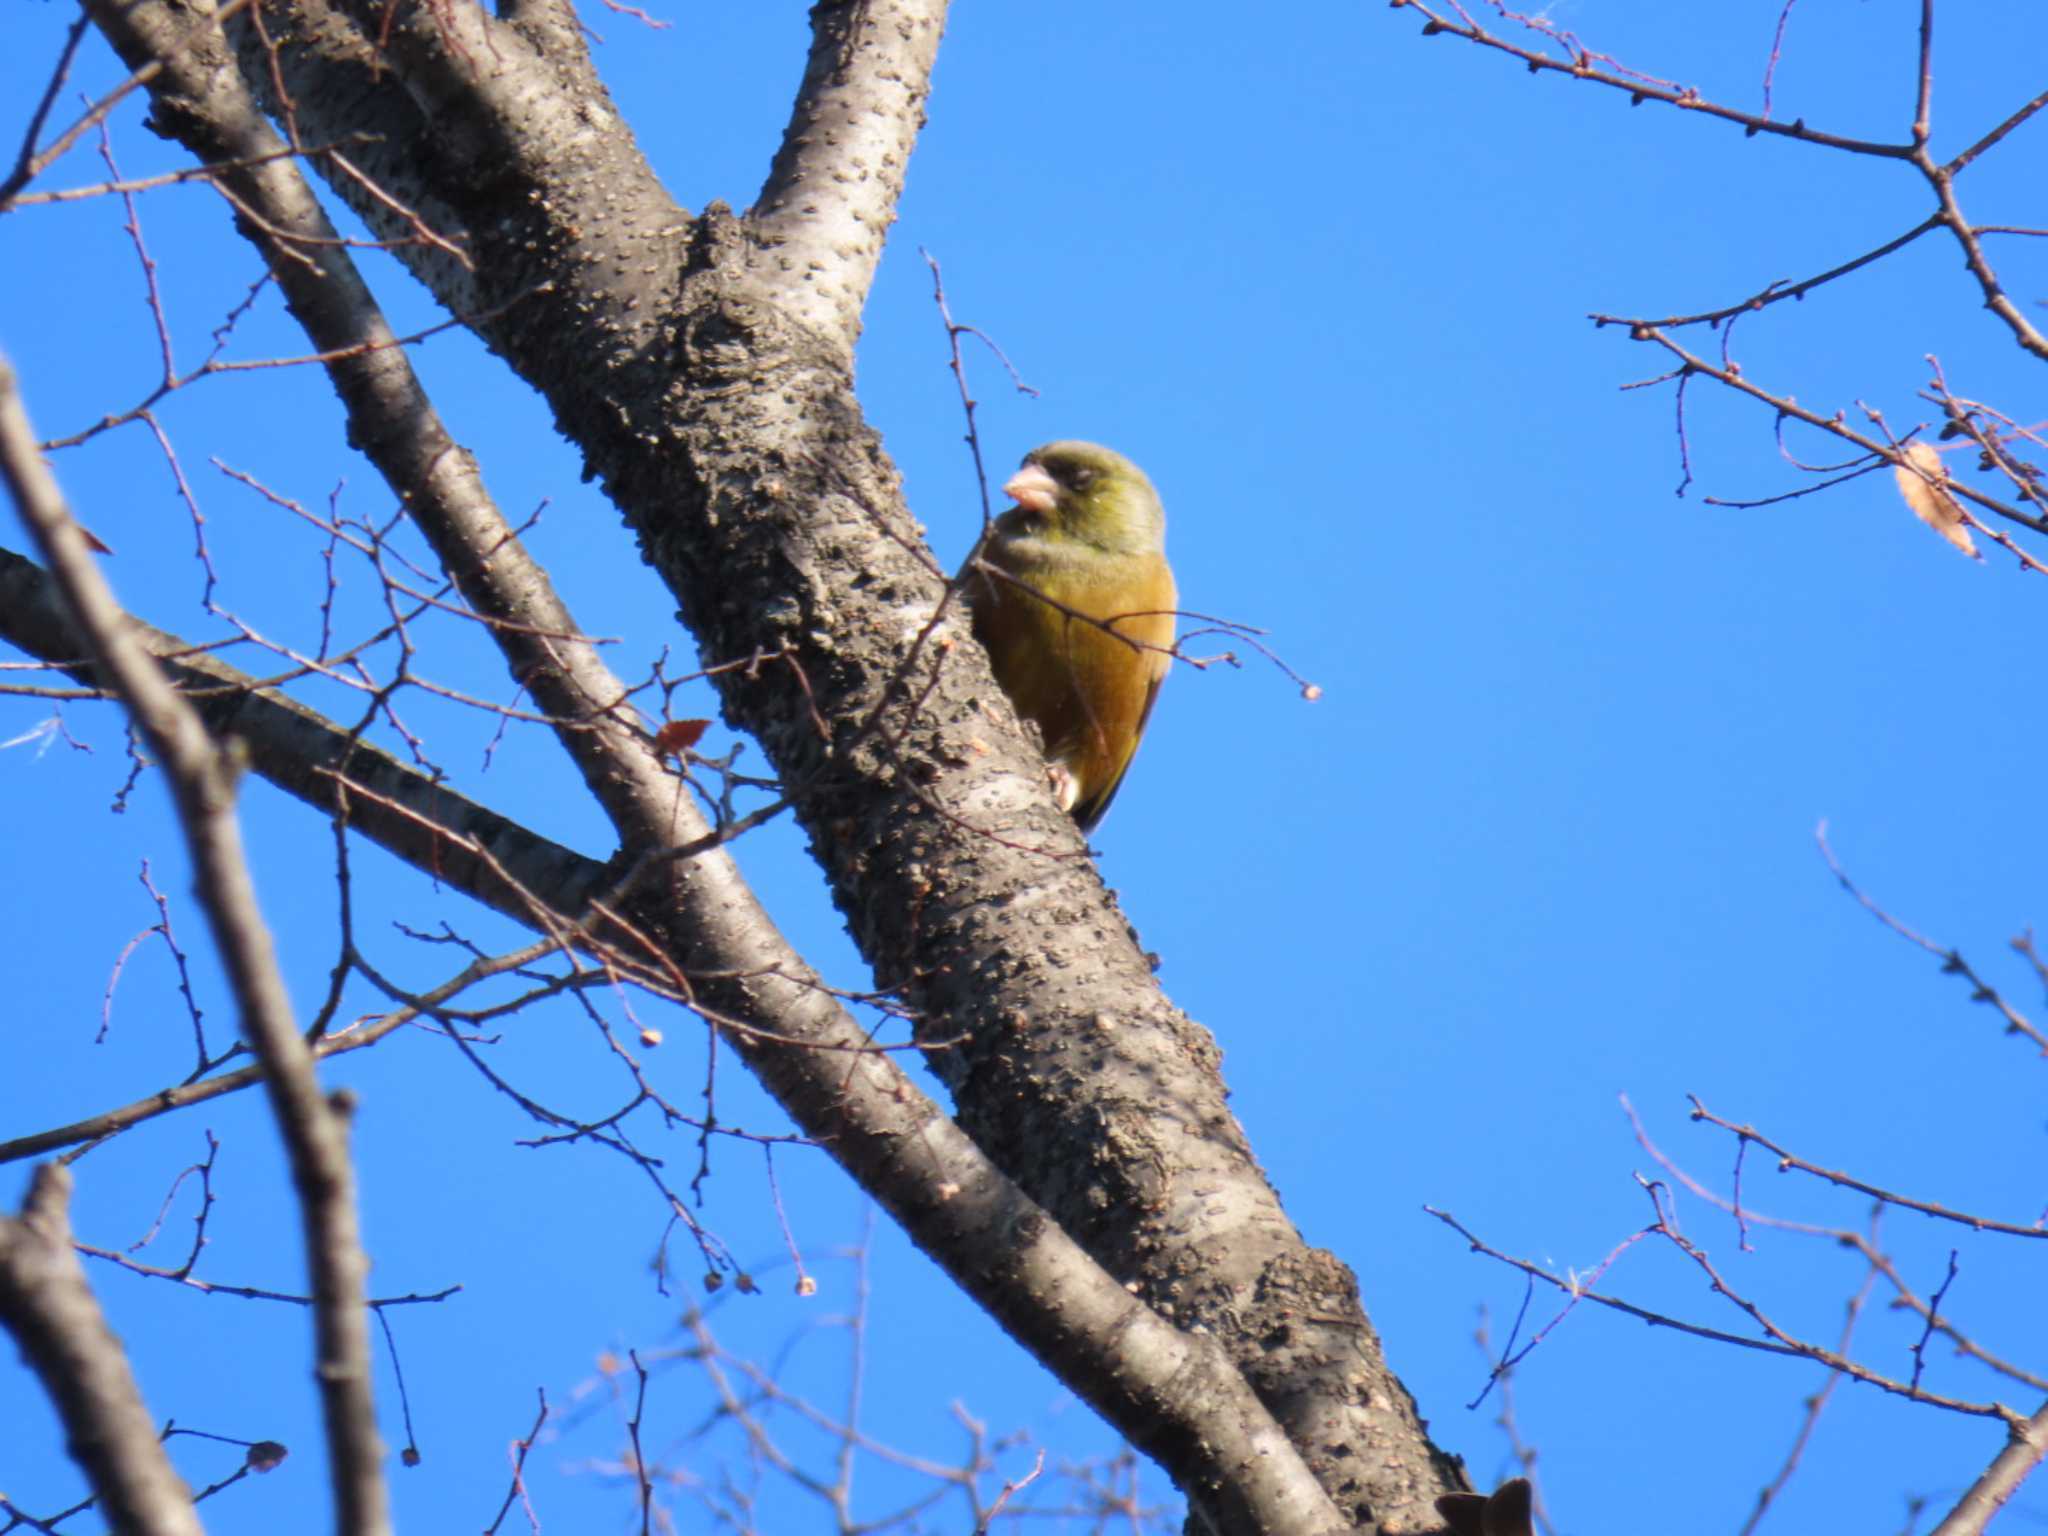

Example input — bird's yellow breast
[967,545,1175,830]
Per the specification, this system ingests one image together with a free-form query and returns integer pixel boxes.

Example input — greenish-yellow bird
[963,441,1177,832]
[1436,1478,1535,1536]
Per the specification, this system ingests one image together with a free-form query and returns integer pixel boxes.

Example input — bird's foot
[1047,761,1079,815]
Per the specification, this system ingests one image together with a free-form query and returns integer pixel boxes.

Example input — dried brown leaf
[1893,442,1980,559]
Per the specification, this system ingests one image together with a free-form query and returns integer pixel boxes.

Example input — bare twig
[0,1165,204,1536]
[0,352,390,1536]
[1816,823,2048,1055]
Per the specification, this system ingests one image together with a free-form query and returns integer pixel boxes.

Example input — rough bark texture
[1,532,1348,1535]
[21,3,1344,1517]
[76,0,1470,1526]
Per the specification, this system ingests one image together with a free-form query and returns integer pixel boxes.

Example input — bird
[962,440,1176,832]
[1435,1477,1535,1536]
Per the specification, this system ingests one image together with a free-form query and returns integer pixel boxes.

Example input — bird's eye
[1067,466,1096,490]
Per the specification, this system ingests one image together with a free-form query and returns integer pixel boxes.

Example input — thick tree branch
[10,20,1353,1513]
[1929,1400,2048,1536]
[0,545,611,930]
[0,550,1348,1536]
[0,356,390,1536]
[82,0,1468,1523]
[0,18,1348,1479]
[0,1164,204,1536]
[81,0,690,848]
[753,0,947,348]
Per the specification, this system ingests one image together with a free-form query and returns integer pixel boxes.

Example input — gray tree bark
[20,0,1474,1528]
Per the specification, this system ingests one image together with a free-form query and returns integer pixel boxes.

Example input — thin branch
[1736,1256,1878,1536]
[1816,823,2048,1055]
[0,352,390,1536]
[0,5,93,210]
[1621,214,1940,331]
[0,0,256,210]
[1914,149,2048,362]
[0,1165,204,1536]
[1910,0,1933,149]
[1928,1401,2048,1536]
[1390,0,1915,159]
[1597,324,2048,539]
[1689,1097,2048,1236]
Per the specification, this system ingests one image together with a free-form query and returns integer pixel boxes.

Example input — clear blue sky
[5,3,2046,1531]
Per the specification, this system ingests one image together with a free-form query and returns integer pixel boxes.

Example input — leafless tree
[0,3,1464,1533]
[1391,7,2048,1534]
[6,3,2042,1534]
[1394,0,2047,568]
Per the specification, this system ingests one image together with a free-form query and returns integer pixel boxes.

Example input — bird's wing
[1071,646,1168,833]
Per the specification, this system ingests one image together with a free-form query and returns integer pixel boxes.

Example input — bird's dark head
[1002,441,1165,556]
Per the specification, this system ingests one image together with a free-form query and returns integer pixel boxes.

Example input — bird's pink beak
[1002,462,1059,515]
